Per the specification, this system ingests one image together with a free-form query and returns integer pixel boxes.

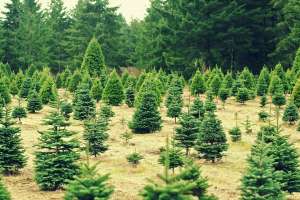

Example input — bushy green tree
[222,72,234,89]
[40,77,57,105]
[73,83,96,120]
[0,80,11,105]
[283,102,299,125]
[10,79,19,96]
[127,152,143,167]
[269,74,283,96]
[68,69,81,92]
[209,74,222,97]
[231,78,244,96]
[166,84,183,123]
[190,69,206,96]
[12,106,27,123]
[196,113,228,162]
[229,112,242,142]
[239,68,256,91]
[125,84,135,108]
[64,162,114,200]
[102,70,124,106]
[60,101,73,121]
[27,90,43,113]
[19,77,32,98]
[258,111,270,122]
[0,107,26,175]
[272,91,286,108]
[91,79,103,102]
[292,78,300,108]
[219,87,230,108]
[260,95,268,107]
[159,145,184,173]
[190,97,205,119]
[236,87,249,104]
[0,178,10,200]
[257,66,270,96]
[129,90,162,134]
[35,112,80,191]
[99,104,115,120]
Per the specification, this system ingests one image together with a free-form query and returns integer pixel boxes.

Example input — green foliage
[229,127,242,142]
[9,79,19,96]
[0,79,11,105]
[260,95,268,107]
[175,113,199,156]
[236,87,249,104]
[35,112,80,191]
[19,77,32,98]
[231,79,244,96]
[159,145,184,172]
[272,91,286,107]
[91,79,103,102]
[12,106,27,123]
[257,67,270,96]
[73,83,96,121]
[127,152,143,167]
[283,102,299,125]
[190,69,206,95]
[27,90,43,113]
[40,77,57,105]
[218,87,230,108]
[102,70,124,106]
[125,84,135,108]
[292,78,300,108]
[99,104,115,120]
[0,107,26,175]
[258,111,270,122]
[130,90,162,134]
[243,116,253,134]
[190,97,205,119]
[68,69,81,92]
[239,68,256,90]
[196,113,228,162]
[204,93,217,113]
[209,74,222,97]
[269,74,283,96]
[64,162,114,200]
[0,178,10,200]
[166,81,183,123]
[60,101,73,121]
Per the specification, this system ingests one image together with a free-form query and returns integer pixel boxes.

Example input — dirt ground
[3,89,300,200]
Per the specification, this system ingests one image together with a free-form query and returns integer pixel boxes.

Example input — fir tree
[209,74,222,97]
[35,112,80,191]
[219,87,230,108]
[91,78,103,102]
[125,84,135,108]
[64,162,114,200]
[19,77,32,99]
[10,79,19,96]
[243,116,253,134]
[12,106,27,123]
[68,69,81,92]
[282,102,299,125]
[269,74,283,96]
[272,90,286,108]
[190,96,205,119]
[129,90,162,134]
[0,107,26,175]
[222,72,234,89]
[0,80,11,105]
[166,84,183,123]
[229,112,242,142]
[190,69,206,96]
[292,78,300,108]
[240,141,284,200]
[60,101,73,121]
[27,90,43,113]
[236,87,249,104]
[40,77,57,105]
[204,92,217,113]
[99,104,115,121]
[175,113,199,156]
[102,70,124,106]
[231,78,244,96]
[196,112,228,162]
[127,152,143,168]
[260,95,268,107]
[83,116,109,157]
[257,66,270,96]
[121,70,129,85]
[0,178,10,200]
[258,111,269,122]
[73,83,96,120]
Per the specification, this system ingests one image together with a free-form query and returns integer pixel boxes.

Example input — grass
[3,89,300,200]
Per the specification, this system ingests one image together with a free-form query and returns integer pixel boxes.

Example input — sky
[0,0,150,22]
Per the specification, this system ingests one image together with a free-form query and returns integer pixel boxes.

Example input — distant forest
[1,0,300,77]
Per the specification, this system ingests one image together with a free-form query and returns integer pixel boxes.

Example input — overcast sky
[0,0,150,22]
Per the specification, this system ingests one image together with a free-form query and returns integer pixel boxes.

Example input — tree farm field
[2,89,300,200]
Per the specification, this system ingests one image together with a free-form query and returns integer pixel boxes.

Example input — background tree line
[1,0,300,78]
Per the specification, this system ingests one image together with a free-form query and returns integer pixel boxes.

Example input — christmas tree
[269,74,283,96]
[209,74,222,97]
[292,78,300,108]
[91,78,103,102]
[129,90,162,134]
[99,104,115,121]
[60,101,73,121]
[40,77,57,104]
[282,102,299,125]
[0,79,11,104]
[125,83,135,108]
[272,90,286,108]
[35,112,80,191]
[27,90,43,113]
[0,178,10,200]
[229,113,241,142]
[175,113,199,156]
[64,162,114,200]
[236,87,249,104]
[190,96,205,119]
[68,69,81,92]
[19,77,32,99]
[218,86,230,109]
[0,107,26,175]
[73,83,96,120]
[260,95,268,107]
[257,66,270,96]
[127,152,143,168]
[196,112,228,162]
[190,69,206,96]
[102,70,124,106]
[166,83,183,123]
[12,105,27,123]
[10,79,18,96]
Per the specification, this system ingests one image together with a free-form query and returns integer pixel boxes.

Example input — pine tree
[204,92,217,113]
[269,74,283,96]
[292,78,300,108]
[175,113,199,156]
[10,79,19,96]
[0,178,10,200]
[127,152,144,168]
[229,112,242,142]
[196,112,228,162]
[129,90,162,134]
[40,77,57,104]
[19,77,32,98]
[219,86,230,108]
[209,74,222,97]
[73,83,96,120]
[102,70,124,106]
[166,84,183,123]
[243,116,253,134]
[273,63,289,93]
[0,107,26,175]
[272,90,286,108]
[240,141,284,200]
[121,70,129,85]
[222,72,234,89]
[190,96,205,119]
[60,101,73,121]
[91,79,103,102]
[27,90,43,113]
[159,141,184,173]
[260,95,268,107]
[125,84,135,108]
[258,111,269,122]
[83,116,109,157]
[64,162,114,200]
[12,105,27,123]
[236,87,249,104]
[231,78,244,96]
[99,104,115,121]
[190,69,206,96]
[68,69,81,92]
[257,66,270,96]
[0,79,11,105]
[35,112,80,191]
[283,102,299,125]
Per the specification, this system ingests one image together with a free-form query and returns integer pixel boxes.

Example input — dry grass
[3,89,300,200]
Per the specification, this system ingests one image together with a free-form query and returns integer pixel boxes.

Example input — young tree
[91,79,103,102]
[282,102,299,125]
[175,113,199,156]
[190,69,206,96]
[236,87,249,104]
[12,105,27,123]
[83,116,109,157]
[27,90,43,113]
[209,74,222,97]
[219,86,230,108]
[0,107,26,175]
[0,178,10,200]
[73,83,96,120]
[260,95,268,107]
[102,70,124,106]
[19,77,32,99]
[0,80,11,105]
[35,112,80,191]
[99,104,115,121]
[10,79,19,96]
[292,78,300,108]
[272,90,286,108]
[190,96,205,119]
[269,74,283,96]
[125,84,135,108]
[229,112,242,142]
[68,69,81,92]
[127,152,143,168]
[240,141,284,200]
[40,77,57,104]
[159,146,184,173]
[60,101,73,121]
[64,162,114,200]
[258,111,270,122]
[243,116,253,134]
[204,92,217,113]
[196,112,228,162]
[166,84,183,123]
[129,90,162,134]
[257,66,270,96]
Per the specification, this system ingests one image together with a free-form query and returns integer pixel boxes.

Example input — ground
[3,89,300,200]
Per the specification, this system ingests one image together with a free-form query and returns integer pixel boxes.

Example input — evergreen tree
[190,97,205,119]
[209,74,222,97]
[27,90,43,113]
[0,107,26,175]
[166,84,183,123]
[12,106,27,123]
[236,87,250,104]
[91,79,103,102]
[258,111,270,122]
[83,116,109,157]
[257,66,270,96]
[272,91,286,108]
[64,162,114,200]
[243,116,253,134]
[260,95,268,107]
[60,101,73,121]
[99,104,115,121]
[229,113,242,142]
[127,152,144,167]
[204,93,217,113]
[35,112,80,191]
[190,69,206,96]
[269,74,283,96]
[10,79,19,96]
[240,141,284,200]
[240,68,256,91]
[292,78,300,108]
[68,69,81,92]
[222,72,234,89]
[175,113,199,156]
[219,87,230,108]
[196,112,228,162]
[0,178,10,200]
[0,80,11,105]
[129,90,162,134]
[159,140,184,173]
[19,77,32,98]
[73,83,96,121]
[40,77,57,104]
[231,78,244,96]
[283,102,299,125]
[125,84,135,108]
[273,63,289,93]
[102,70,124,106]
